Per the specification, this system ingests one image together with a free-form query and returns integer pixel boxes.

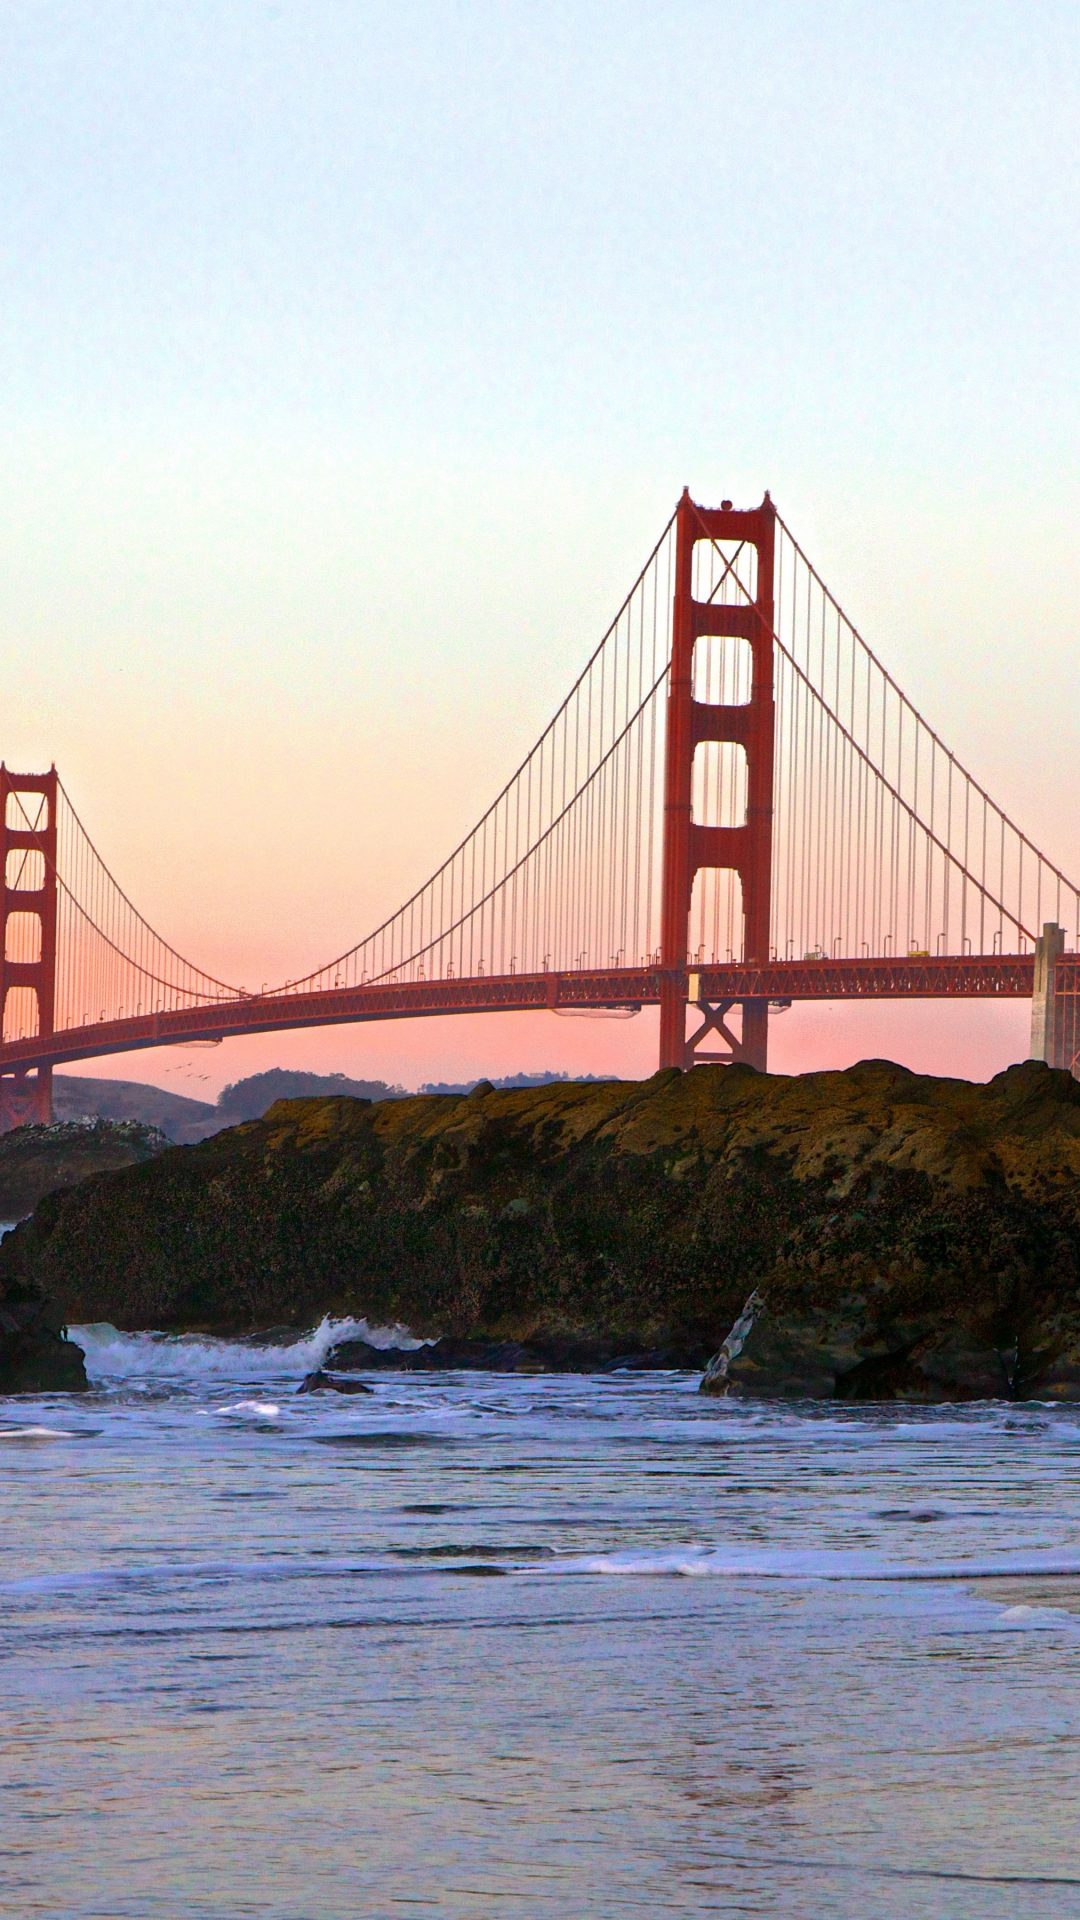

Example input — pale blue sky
[2,0,1077,1087]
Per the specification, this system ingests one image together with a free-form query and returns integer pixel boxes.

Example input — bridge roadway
[0,952,1061,1076]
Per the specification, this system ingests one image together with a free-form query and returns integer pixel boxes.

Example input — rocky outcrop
[707,1302,1080,1402]
[297,1370,373,1395]
[1,1058,1080,1400]
[323,1333,699,1373]
[0,1118,167,1223]
[0,1277,87,1393]
[701,1291,762,1391]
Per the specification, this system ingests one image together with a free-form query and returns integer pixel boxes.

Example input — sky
[1,0,1077,1097]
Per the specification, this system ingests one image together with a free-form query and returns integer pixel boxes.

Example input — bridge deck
[0,953,1060,1075]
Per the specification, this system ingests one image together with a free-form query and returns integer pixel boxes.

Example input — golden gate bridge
[1,491,1077,1131]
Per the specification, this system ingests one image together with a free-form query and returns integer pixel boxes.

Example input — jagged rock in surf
[325,1333,697,1374]
[0,1280,87,1393]
[297,1369,374,1395]
[4,1058,1080,1400]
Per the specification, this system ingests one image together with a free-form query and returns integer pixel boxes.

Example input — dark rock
[716,1309,1073,1403]
[324,1337,536,1372]
[325,1333,704,1374]
[0,1279,87,1393]
[834,1338,1012,1402]
[711,1317,846,1399]
[297,1369,374,1395]
[324,1338,420,1371]
[0,1117,167,1222]
[4,1060,1080,1402]
[1028,1353,1080,1400]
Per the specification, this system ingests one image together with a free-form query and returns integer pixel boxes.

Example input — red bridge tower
[659,491,776,1071]
[0,767,58,1130]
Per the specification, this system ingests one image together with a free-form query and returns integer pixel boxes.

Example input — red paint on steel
[659,492,776,1069]
[0,492,1076,1126]
[0,954,1053,1080]
[0,767,58,1128]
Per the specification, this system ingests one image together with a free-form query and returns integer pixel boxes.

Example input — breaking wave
[538,1543,1080,1584]
[0,1423,83,1441]
[70,1315,425,1385]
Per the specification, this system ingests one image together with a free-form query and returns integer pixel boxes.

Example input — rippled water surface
[3,1319,1080,1917]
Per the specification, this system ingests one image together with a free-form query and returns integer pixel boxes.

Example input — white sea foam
[528,1549,1080,1635]
[216,1400,282,1420]
[0,1424,79,1440]
[71,1315,425,1386]
[538,1543,1080,1584]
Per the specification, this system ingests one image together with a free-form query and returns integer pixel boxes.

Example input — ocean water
[2,1321,1080,1918]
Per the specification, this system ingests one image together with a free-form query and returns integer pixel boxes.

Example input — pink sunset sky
[2,4,1076,1101]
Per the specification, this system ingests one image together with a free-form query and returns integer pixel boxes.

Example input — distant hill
[52,1069,406,1143]
[216,1069,406,1123]
[52,1067,600,1142]
[54,1075,217,1144]
[418,1070,611,1095]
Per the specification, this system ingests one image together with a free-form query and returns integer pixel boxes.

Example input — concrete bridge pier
[1030,921,1079,1075]
[0,1066,53,1133]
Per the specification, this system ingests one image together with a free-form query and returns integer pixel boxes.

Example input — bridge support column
[0,767,58,1132]
[682,981,772,1068]
[1031,921,1077,1074]
[659,490,776,1072]
[0,1068,53,1132]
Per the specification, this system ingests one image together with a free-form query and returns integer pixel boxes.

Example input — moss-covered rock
[1,1058,1079,1399]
